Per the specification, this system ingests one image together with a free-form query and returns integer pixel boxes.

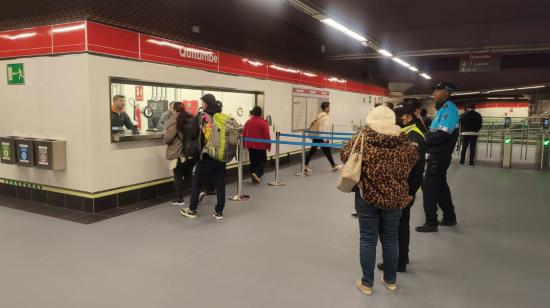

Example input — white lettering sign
[179,47,218,64]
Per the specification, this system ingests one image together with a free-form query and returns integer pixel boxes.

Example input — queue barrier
[229,130,354,200]
[304,130,355,136]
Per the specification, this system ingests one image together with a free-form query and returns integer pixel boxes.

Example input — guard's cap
[433,82,457,93]
[393,103,416,118]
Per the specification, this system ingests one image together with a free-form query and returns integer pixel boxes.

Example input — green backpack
[203,113,243,162]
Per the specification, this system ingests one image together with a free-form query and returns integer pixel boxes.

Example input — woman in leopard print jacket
[341,106,418,294]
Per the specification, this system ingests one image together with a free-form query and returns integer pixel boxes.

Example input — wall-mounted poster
[292,97,307,131]
[292,87,329,132]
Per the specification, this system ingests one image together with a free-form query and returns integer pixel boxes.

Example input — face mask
[396,118,406,128]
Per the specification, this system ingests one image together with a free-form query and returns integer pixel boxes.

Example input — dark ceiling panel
[3,0,550,93]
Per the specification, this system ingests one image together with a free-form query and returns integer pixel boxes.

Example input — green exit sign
[7,63,25,85]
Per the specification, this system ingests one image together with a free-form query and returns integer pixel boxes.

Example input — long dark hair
[174,102,193,133]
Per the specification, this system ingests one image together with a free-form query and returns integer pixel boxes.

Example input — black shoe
[438,220,457,227]
[377,263,406,272]
[351,213,358,219]
[213,211,224,220]
[415,224,438,233]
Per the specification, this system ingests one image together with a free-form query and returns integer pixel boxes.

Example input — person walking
[243,106,271,184]
[376,103,426,273]
[180,94,227,220]
[341,106,418,295]
[459,104,483,167]
[305,101,342,173]
[164,102,202,206]
[416,82,460,233]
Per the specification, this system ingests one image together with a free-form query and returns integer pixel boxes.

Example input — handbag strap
[351,130,364,154]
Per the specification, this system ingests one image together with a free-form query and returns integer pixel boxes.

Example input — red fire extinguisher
[135,104,142,129]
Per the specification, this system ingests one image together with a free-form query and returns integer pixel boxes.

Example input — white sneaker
[305,167,313,173]
[171,200,185,206]
[332,164,343,172]
[198,192,207,203]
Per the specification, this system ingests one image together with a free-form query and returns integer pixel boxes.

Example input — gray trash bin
[34,139,67,171]
[0,136,18,165]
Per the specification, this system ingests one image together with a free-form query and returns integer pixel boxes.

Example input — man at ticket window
[416,82,459,233]
[111,95,133,132]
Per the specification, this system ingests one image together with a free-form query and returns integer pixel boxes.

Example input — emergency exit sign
[7,63,25,85]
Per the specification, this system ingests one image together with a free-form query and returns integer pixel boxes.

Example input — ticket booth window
[109,78,263,143]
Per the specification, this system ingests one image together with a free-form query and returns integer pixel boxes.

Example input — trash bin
[34,139,66,170]
[0,136,18,165]
[15,138,37,167]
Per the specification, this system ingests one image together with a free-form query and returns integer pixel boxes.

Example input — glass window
[109,78,262,143]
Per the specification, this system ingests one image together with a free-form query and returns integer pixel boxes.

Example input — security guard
[377,103,426,272]
[416,82,459,233]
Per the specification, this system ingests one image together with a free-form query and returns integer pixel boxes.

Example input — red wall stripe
[0,21,389,96]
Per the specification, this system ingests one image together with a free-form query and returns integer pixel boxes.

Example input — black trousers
[305,138,336,167]
[189,158,226,212]
[248,149,267,178]
[460,135,478,165]
[173,158,197,202]
[398,202,413,268]
[422,155,456,226]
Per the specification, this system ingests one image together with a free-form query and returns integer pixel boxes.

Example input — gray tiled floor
[1,157,550,308]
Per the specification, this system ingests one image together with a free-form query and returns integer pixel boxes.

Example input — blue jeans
[355,192,402,287]
[189,157,226,213]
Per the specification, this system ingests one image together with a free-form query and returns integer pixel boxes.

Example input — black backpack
[179,115,201,160]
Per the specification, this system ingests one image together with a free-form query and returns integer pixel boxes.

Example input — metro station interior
[1,1,550,307]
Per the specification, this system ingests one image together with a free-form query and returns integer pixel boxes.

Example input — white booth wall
[1,54,378,193]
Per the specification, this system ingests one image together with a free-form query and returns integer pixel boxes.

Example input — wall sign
[38,145,49,166]
[135,85,144,101]
[7,63,25,85]
[18,144,29,163]
[292,87,329,132]
[2,142,11,160]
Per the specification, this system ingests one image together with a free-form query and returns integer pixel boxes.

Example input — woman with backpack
[305,101,342,173]
[164,101,200,206]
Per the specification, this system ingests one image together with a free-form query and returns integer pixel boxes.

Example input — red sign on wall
[183,100,199,115]
[135,85,144,101]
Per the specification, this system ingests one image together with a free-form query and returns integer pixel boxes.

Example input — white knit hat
[366,106,402,136]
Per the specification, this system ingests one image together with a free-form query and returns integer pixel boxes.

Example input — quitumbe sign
[179,46,219,64]
[7,63,24,85]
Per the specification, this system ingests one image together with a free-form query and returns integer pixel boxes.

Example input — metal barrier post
[520,121,525,159]
[501,128,513,168]
[331,124,335,144]
[295,130,310,177]
[525,119,530,160]
[229,136,250,201]
[269,132,286,186]
[489,122,494,158]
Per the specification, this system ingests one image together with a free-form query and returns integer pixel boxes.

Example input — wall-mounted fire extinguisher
[135,104,142,130]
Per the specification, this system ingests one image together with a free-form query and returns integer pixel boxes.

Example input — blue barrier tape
[243,137,343,149]
[278,133,350,141]
[304,130,355,136]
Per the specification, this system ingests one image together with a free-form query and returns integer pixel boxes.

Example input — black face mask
[396,118,406,128]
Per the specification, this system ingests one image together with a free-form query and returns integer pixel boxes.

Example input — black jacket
[403,125,426,196]
[460,110,483,133]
